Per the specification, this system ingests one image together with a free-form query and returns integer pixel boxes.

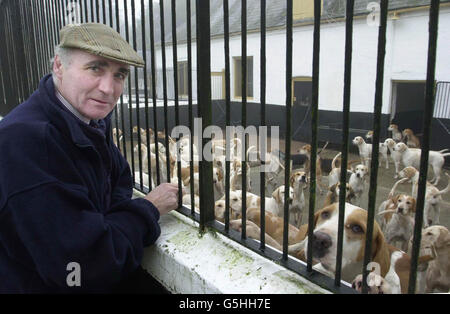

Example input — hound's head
[212,166,223,185]
[418,225,450,259]
[366,131,373,140]
[384,138,396,149]
[272,185,294,206]
[353,164,369,180]
[305,203,387,274]
[330,182,355,201]
[394,142,408,153]
[228,190,243,215]
[214,199,230,222]
[299,144,311,156]
[290,170,308,188]
[392,194,416,216]
[402,128,414,137]
[388,124,398,131]
[352,136,365,146]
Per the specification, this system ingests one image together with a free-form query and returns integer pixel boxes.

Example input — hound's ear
[392,194,400,205]
[410,197,417,213]
[217,168,223,181]
[440,231,450,248]
[290,173,295,187]
[371,222,390,277]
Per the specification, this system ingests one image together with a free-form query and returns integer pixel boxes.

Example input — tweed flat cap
[59,23,145,67]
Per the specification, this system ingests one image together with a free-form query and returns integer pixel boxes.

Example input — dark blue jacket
[0,75,161,293]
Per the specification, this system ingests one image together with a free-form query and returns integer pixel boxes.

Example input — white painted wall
[154,7,450,115]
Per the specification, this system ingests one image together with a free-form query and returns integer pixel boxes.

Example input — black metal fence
[0,0,444,294]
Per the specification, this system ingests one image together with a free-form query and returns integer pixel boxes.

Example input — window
[293,0,322,20]
[233,56,253,99]
[178,61,189,99]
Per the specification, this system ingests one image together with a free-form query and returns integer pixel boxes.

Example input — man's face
[53,49,129,120]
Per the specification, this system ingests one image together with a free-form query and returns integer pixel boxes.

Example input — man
[0,23,178,293]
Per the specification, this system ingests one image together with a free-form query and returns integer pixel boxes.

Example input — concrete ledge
[137,191,330,294]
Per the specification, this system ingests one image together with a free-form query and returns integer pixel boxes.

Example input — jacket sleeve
[2,181,161,292]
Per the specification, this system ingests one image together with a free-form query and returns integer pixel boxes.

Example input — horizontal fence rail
[0,0,447,294]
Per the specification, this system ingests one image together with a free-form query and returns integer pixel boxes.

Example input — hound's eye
[398,199,401,202]
[426,232,433,236]
[350,224,364,234]
[406,201,411,205]
[233,198,238,201]
[321,211,331,219]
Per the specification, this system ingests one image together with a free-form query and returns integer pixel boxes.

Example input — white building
[127,0,450,149]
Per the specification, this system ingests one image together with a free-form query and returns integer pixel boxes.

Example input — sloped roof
[151,0,449,45]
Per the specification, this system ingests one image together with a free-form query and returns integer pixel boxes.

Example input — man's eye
[115,73,126,80]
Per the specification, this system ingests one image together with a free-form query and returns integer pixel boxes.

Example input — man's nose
[98,74,115,95]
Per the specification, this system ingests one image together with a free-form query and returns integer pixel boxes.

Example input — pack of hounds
[113,123,450,294]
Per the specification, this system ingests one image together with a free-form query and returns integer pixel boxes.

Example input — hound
[289,169,308,228]
[402,128,420,148]
[394,142,450,185]
[229,219,283,251]
[348,163,369,206]
[378,178,415,251]
[420,225,450,293]
[289,202,413,294]
[388,124,403,143]
[384,138,402,177]
[299,142,328,194]
[398,167,450,227]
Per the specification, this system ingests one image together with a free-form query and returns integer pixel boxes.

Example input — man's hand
[144,183,179,215]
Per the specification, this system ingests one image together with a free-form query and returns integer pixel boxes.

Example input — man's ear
[53,55,64,80]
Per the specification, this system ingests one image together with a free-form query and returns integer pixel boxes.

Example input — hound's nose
[398,207,404,214]
[312,231,332,258]
[357,173,360,178]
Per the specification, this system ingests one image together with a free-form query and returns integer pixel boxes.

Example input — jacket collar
[38,74,112,147]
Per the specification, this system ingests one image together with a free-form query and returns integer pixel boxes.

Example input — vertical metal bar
[116,0,128,161]
[335,0,354,287]
[108,0,113,27]
[42,0,52,68]
[362,0,388,294]
[101,0,106,24]
[141,0,152,191]
[408,0,440,295]
[149,0,161,185]
[124,0,136,183]
[196,0,215,230]
[187,0,195,216]
[259,0,266,250]
[160,0,171,183]
[282,0,292,260]
[223,0,231,231]
[83,0,88,23]
[306,0,321,272]
[31,0,44,78]
[171,0,183,207]
[131,0,143,190]
[110,0,121,152]
[90,0,94,22]
[241,0,247,240]
[95,0,100,23]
